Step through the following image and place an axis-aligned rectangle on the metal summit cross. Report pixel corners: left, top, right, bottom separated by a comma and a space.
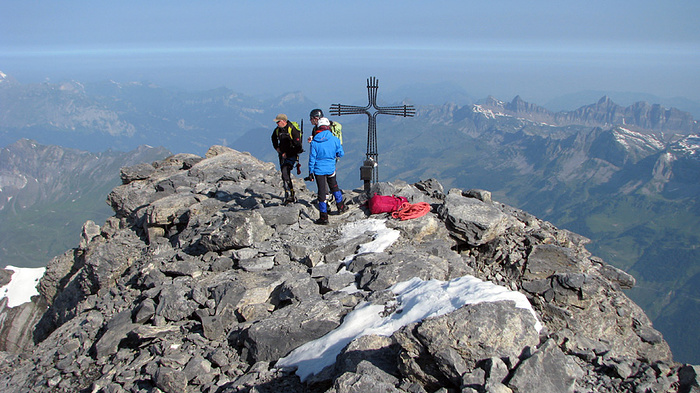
330, 77, 415, 193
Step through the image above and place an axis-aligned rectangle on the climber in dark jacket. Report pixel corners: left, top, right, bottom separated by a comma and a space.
271, 113, 302, 204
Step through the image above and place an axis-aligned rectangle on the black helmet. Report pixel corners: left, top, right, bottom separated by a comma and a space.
309, 108, 324, 119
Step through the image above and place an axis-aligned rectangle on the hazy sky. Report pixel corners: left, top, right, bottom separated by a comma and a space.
2, 0, 699, 106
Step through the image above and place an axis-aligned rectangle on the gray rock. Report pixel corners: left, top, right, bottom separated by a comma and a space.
156, 280, 198, 322
484, 357, 509, 384
0, 270, 12, 288
120, 162, 155, 184
160, 259, 200, 277
680, 365, 700, 392
79, 220, 101, 249
258, 204, 302, 227
238, 256, 275, 272
154, 366, 188, 393
133, 298, 156, 323
93, 310, 135, 359
393, 301, 539, 390
438, 189, 521, 246
521, 278, 551, 295
80, 231, 145, 296
463, 188, 492, 204
183, 355, 213, 385
354, 251, 449, 291
301, 250, 324, 268
388, 214, 445, 244
524, 244, 583, 280
330, 335, 399, 381
554, 272, 586, 290
635, 325, 664, 344
326, 369, 403, 393
462, 368, 486, 389
188, 149, 276, 185
242, 300, 345, 362
0, 299, 45, 353
127, 324, 180, 342
599, 264, 636, 289
199, 314, 228, 341
321, 270, 356, 292
199, 210, 274, 251
323, 233, 374, 264
485, 381, 512, 393
413, 178, 445, 199
146, 193, 198, 226
275, 274, 321, 304
508, 340, 584, 393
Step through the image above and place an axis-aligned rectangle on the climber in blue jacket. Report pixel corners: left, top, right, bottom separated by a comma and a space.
307, 117, 348, 224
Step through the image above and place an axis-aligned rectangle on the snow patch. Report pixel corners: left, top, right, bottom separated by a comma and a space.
473, 105, 508, 119
614, 127, 665, 151
276, 275, 541, 381
1, 265, 45, 308
339, 218, 400, 260
673, 135, 700, 155
275, 218, 541, 382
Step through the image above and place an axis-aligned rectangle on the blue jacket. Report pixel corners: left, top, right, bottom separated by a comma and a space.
308, 129, 344, 176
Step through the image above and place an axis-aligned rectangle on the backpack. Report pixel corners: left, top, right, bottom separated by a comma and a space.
330, 121, 343, 144
368, 194, 408, 214
277, 120, 304, 154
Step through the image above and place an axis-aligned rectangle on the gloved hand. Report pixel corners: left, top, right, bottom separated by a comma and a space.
296, 163, 301, 175
304, 174, 315, 182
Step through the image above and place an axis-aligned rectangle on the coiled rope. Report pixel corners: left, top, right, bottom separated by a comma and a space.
392, 202, 431, 221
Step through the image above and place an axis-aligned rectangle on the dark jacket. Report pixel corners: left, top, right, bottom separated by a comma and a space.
272, 122, 302, 157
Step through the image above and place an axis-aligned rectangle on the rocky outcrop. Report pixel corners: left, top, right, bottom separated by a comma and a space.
0, 145, 697, 393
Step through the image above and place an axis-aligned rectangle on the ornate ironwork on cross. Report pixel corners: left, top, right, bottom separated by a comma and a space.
330, 77, 415, 193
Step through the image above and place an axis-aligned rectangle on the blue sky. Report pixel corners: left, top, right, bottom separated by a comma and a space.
2, 0, 699, 106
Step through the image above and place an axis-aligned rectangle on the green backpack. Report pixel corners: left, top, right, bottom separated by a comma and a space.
330, 121, 343, 144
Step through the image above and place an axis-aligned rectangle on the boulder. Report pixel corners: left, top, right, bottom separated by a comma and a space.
242, 299, 346, 363
199, 210, 274, 251
438, 189, 522, 246
393, 301, 540, 390
508, 339, 584, 393
120, 162, 155, 184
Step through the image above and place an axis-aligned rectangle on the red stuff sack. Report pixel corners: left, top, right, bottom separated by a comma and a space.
368, 194, 409, 214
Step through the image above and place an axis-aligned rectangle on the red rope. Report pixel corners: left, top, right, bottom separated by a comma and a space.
392, 202, 431, 220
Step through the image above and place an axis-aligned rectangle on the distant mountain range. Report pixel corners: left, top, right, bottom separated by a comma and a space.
1, 71, 698, 363
0, 71, 315, 155
3, 70, 699, 155
544, 90, 700, 119
0, 139, 170, 267
478, 95, 699, 136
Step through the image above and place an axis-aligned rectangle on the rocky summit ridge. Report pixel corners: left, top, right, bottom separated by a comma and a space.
0, 145, 699, 393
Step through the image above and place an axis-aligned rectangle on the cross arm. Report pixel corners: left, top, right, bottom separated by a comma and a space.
375, 105, 417, 117
330, 103, 371, 116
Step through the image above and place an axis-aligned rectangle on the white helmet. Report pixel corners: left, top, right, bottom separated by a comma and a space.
318, 117, 330, 127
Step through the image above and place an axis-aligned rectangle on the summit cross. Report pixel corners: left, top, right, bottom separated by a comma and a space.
330, 77, 415, 192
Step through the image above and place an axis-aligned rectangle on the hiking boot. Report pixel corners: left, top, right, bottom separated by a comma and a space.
336, 201, 348, 214
283, 190, 296, 205
315, 212, 329, 225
